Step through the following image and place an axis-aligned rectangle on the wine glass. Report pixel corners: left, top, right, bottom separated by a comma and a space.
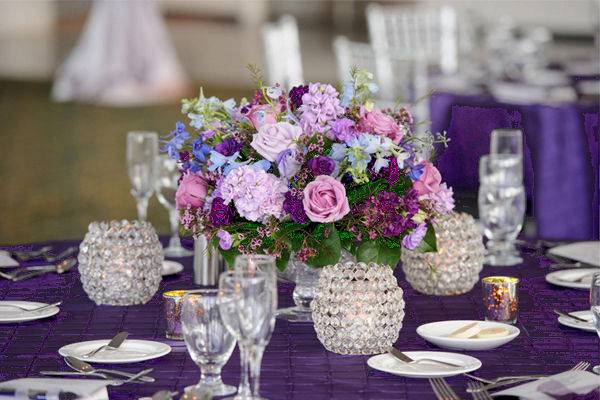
127, 131, 158, 221
155, 155, 192, 257
490, 129, 523, 159
590, 272, 600, 374
478, 154, 525, 266
181, 289, 237, 397
218, 269, 276, 400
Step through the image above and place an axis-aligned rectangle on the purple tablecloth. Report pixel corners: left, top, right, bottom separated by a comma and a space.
430, 92, 599, 241
0, 239, 597, 399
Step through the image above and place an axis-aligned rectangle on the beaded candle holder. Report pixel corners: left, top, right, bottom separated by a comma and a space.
78, 220, 163, 305
482, 276, 519, 324
401, 212, 485, 296
312, 261, 405, 355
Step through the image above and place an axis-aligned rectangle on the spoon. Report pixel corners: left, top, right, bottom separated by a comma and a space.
65, 356, 155, 383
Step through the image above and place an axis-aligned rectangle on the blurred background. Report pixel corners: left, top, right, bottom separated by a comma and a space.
1, 0, 598, 245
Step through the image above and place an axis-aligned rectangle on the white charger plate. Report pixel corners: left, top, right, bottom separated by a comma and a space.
545, 268, 597, 290
0, 301, 60, 323
417, 320, 520, 351
367, 351, 481, 378
59, 339, 171, 364
557, 310, 595, 332
162, 260, 183, 276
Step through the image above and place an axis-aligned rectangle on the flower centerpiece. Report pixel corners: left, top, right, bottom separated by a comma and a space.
165, 67, 453, 273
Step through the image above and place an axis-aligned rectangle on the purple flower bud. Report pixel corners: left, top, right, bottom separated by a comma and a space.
214, 138, 242, 157
210, 197, 235, 226
307, 156, 336, 176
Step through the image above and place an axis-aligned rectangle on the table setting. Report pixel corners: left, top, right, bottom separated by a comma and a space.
0, 67, 599, 400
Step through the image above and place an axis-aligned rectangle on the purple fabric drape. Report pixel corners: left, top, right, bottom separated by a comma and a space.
0, 239, 597, 399
431, 91, 599, 240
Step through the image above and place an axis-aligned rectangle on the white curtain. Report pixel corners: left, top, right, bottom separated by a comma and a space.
52, 0, 190, 106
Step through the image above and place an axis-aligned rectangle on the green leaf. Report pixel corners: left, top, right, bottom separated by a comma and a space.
338, 230, 355, 252
414, 223, 437, 253
307, 224, 341, 267
355, 240, 402, 267
276, 247, 291, 272
389, 175, 411, 196
346, 179, 389, 205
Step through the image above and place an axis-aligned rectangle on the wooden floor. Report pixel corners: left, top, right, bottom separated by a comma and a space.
0, 80, 247, 245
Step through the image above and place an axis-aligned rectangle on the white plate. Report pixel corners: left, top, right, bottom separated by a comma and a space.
0, 301, 60, 323
548, 242, 600, 267
557, 310, 595, 332
416, 320, 520, 350
545, 268, 597, 290
59, 339, 171, 364
162, 260, 183, 276
367, 351, 482, 378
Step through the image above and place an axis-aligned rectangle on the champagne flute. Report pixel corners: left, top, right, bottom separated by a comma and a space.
155, 155, 192, 257
127, 131, 158, 221
218, 269, 275, 400
590, 272, 600, 374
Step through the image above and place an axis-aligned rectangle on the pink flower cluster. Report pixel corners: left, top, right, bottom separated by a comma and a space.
219, 165, 288, 222
413, 162, 454, 215
299, 83, 344, 135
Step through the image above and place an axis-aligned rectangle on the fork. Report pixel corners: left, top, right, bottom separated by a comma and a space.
0, 301, 62, 313
468, 361, 590, 392
468, 381, 493, 400
43, 246, 79, 263
429, 377, 460, 400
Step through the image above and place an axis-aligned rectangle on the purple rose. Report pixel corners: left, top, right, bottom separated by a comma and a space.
214, 138, 242, 157
210, 197, 235, 226
303, 175, 350, 223
330, 118, 357, 142
402, 223, 427, 250
307, 156, 335, 176
217, 229, 233, 250
276, 149, 301, 179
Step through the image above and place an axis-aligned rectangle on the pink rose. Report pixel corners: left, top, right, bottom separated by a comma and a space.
246, 105, 278, 130
175, 171, 208, 209
303, 175, 350, 223
358, 109, 404, 144
251, 122, 302, 162
413, 161, 442, 196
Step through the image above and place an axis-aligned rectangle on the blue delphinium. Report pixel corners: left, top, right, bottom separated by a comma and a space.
163, 121, 190, 160
192, 138, 212, 163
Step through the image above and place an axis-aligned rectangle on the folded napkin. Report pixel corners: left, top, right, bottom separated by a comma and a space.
493, 371, 600, 400
0, 378, 108, 400
549, 242, 600, 267
0, 251, 19, 268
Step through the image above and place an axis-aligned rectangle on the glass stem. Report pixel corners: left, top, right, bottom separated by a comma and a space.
237, 344, 252, 398
199, 364, 223, 387
168, 209, 180, 248
136, 197, 149, 221
248, 345, 265, 397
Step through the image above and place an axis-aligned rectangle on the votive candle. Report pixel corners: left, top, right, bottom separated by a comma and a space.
482, 276, 519, 324
163, 290, 189, 340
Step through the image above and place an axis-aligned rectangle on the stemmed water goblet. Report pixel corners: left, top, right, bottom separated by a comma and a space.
219, 266, 277, 400
126, 131, 158, 221
478, 154, 525, 266
490, 129, 523, 159
181, 289, 237, 397
590, 272, 600, 374
155, 155, 192, 257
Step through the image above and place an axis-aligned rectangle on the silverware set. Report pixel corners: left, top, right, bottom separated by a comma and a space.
388, 347, 591, 400
0, 258, 77, 281
39, 332, 155, 386
9, 246, 78, 263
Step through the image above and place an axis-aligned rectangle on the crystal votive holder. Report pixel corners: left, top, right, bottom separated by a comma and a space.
163, 290, 189, 340
482, 276, 519, 324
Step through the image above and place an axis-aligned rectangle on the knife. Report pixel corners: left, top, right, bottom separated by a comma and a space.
81, 331, 128, 358
553, 308, 591, 323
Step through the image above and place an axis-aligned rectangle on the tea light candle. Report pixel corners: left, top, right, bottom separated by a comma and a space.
163, 290, 189, 340
482, 276, 519, 324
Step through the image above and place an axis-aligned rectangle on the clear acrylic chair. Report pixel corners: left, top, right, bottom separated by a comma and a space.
262, 15, 304, 90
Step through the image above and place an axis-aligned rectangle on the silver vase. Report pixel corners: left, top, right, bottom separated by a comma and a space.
193, 235, 226, 286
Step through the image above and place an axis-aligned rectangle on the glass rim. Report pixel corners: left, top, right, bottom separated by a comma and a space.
219, 269, 269, 283
491, 128, 523, 135
482, 276, 519, 285
127, 131, 159, 138
163, 289, 191, 298
480, 154, 522, 162
235, 254, 276, 263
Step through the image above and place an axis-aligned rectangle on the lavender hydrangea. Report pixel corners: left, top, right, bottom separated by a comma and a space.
421, 183, 455, 215
299, 83, 344, 135
220, 165, 288, 222
330, 118, 357, 142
